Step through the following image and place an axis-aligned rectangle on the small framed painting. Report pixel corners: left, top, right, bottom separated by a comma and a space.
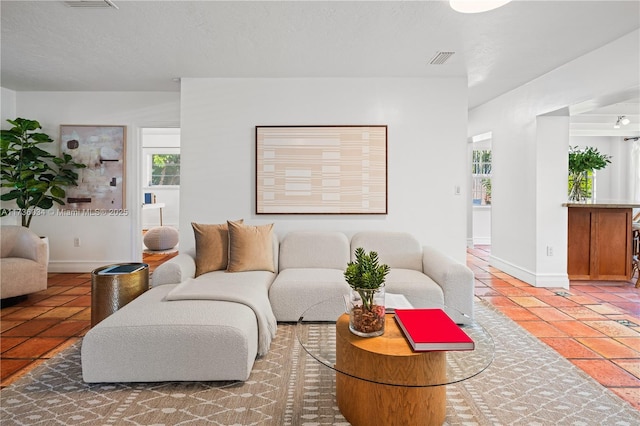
256, 125, 387, 214
59, 125, 126, 210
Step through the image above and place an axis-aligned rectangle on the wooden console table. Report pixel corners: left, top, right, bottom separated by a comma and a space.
565, 203, 639, 281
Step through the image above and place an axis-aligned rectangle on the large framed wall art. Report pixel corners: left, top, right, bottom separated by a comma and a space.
256, 125, 387, 214
59, 125, 126, 210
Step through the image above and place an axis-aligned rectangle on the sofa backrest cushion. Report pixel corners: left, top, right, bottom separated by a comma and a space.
1, 225, 41, 261
279, 231, 350, 270
350, 231, 422, 271
227, 221, 276, 273
192, 220, 243, 276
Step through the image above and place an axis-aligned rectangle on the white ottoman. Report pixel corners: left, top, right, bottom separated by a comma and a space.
81, 284, 258, 382
144, 226, 179, 251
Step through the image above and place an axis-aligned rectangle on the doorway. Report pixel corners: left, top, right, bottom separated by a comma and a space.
140, 127, 181, 253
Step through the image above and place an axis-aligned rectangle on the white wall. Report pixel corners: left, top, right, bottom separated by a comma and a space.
0, 87, 19, 226
180, 78, 469, 262
1, 87, 17, 130
469, 29, 640, 287
12, 91, 180, 272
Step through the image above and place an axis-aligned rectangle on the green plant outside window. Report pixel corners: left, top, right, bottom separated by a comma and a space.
151, 154, 180, 186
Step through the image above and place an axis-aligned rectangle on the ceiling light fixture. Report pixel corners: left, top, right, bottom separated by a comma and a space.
64, 1, 118, 9
614, 115, 630, 128
450, 0, 512, 14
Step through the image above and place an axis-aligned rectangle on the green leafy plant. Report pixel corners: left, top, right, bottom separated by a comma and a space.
1, 118, 86, 227
344, 247, 390, 311
568, 146, 611, 202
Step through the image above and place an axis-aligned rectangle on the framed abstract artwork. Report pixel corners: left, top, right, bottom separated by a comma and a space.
59, 125, 126, 210
256, 125, 387, 214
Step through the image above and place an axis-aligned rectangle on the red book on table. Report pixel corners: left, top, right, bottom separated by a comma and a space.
394, 308, 475, 351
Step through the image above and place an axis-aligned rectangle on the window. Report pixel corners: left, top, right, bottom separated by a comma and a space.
150, 153, 180, 186
471, 133, 492, 206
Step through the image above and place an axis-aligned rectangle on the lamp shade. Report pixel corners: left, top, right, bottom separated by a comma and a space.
450, 0, 512, 14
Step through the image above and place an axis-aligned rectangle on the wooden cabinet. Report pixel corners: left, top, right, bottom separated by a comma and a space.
567, 207, 632, 281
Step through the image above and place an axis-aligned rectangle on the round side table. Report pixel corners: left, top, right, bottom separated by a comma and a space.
91, 263, 149, 327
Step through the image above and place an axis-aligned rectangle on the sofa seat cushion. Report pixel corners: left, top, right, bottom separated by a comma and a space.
384, 269, 444, 307
269, 268, 349, 322
81, 284, 258, 383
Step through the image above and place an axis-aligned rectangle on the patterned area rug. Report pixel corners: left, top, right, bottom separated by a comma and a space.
1, 301, 638, 425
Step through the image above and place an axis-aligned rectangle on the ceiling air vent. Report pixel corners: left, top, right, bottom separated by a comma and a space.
429, 51, 455, 65
64, 0, 118, 9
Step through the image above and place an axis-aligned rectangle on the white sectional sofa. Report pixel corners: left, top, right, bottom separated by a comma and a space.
81, 229, 474, 383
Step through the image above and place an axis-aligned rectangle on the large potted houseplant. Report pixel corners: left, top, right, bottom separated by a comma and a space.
1, 118, 86, 227
344, 247, 390, 337
568, 145, 611, 202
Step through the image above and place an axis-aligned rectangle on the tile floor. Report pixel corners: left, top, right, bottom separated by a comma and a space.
1, 247, 638, 411
468, 245, 640, 410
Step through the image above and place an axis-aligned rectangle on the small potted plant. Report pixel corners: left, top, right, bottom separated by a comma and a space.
344, 247, 390, 337
1, 118, 86, 227
568, 145, 611, 202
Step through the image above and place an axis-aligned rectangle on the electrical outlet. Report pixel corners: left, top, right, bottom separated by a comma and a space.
73, 237, 80, 247
546, 246, 553, 256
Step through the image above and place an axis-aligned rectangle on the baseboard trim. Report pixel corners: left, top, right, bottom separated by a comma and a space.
48, 261, 129, 274
489, 254, 569, 289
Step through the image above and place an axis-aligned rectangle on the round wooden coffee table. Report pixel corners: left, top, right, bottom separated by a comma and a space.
297, 297, 494, 426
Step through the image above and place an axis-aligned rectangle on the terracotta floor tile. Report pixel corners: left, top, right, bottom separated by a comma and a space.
609, 302, 640, 315
586, 303, 625, 315
608, 387, 640, 411
493, 286, 533, 297
576, 337, 640, 359
519, 287, 557, 296
538, 337, 601, 359
38, 320, 89, 337
1, 359, 32, 382
612, 359, 640, 379
571, 359, 640, 387
0, 320, 23, 333
551, 321, 606, 338
503, 278, 530, 287
477, 277, 509, 287
535, 295, 580, 308
492, 306, 540, 321
515, 320, 567, 338
615, 337, 640, 352
528, 307, 575, 322
37, 306, 86, 320
1, 306, 53, 321
479, 296, 518, 307
59, 286, 92, 296
590, 292, 632, 303
1, 337, 28, 353
566, 295, 600, 305
63, 295, 92, 307
2, 319, 60, 337
32, 295, 77, 307
2, 337, 66, 359
557, 306, 607, 321
68, 308, 91, 321
510, 296, 551, 308
583, 320, 640, 337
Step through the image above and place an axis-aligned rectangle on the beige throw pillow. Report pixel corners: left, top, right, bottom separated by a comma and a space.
192, 220, 243, 277
227, 220, 275, 272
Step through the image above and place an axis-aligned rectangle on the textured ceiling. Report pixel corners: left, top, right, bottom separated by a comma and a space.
1, 1, 639, 108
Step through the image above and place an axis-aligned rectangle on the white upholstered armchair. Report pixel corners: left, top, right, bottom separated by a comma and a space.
1, 225, 49, 300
